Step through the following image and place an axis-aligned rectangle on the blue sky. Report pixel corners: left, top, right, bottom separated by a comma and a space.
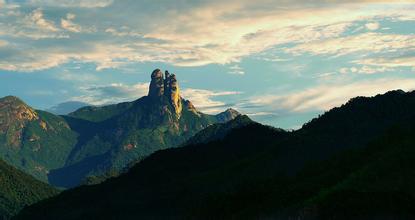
0, 0, 414, 129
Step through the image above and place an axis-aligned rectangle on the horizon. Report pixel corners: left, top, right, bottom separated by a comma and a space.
1, 0, 414, 129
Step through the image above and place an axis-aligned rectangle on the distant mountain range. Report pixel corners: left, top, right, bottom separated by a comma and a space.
14, 90, 415, 220
45, 101, 89, 115
0, 69, 240, 188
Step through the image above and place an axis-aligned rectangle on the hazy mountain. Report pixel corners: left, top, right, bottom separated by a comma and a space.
45, 101, 89, 115
0, 159, 58, 219
15, 90, 415, 219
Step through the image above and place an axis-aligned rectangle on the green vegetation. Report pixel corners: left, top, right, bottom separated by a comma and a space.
68, 101, 134, 122
15, 90, 415, 219
0, 159, 58, 219
0, 92, 238, 188
0, 96, 78, 181
48, 96, 238, 188
184, 114, 255, 146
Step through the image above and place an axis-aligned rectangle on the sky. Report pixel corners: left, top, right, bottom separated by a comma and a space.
0, 0, 414, 129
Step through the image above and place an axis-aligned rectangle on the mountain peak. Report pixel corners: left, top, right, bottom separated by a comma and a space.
148, 69, 182, 116
0, 95, 38, 122
0, 95, 25, 104
216, 108, 241, 122
0, 95, 40, 148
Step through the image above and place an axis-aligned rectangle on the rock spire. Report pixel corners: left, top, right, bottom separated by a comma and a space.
148, 69, 182, 116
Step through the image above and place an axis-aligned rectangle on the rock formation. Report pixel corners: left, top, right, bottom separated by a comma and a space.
148, 69, 183, 117
148, 69, 164, 97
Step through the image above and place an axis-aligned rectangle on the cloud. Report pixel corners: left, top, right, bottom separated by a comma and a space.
339, 65, 393, 74
0, 1, 414, 71
61, 13, 82, 32
105, 27, 142, 37
72, 83, 149, 105
287, 33, 415, 56
0, 8, 69, 39
365, 22, 380, 30
0, 40, 7, 47
228, 65, 245, 75
0, 42, 142, 71
29, 8, 59, 32
28, 0, 113, 8
181, 88, 241, 114
355, 56, 415, 68
246, 78, 415, 113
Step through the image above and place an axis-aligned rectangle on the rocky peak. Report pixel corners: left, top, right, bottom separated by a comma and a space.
215, 108, 241, 123
0, 96, 39, 123
148, 69, 164, 97
0, 96, 39, 147
148, 69, 182, 117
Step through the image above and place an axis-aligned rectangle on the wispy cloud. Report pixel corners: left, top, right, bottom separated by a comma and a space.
61, 13, 82, 32
228, 65, 245, 75
365, 22, 380, 30
29, 8, 59, 32
355, 56, 415, 68
0, 40, 7, 47
28, 0, 113, 8
244, 78, 415, 113
287, 33, 415, 56
0, 1, 413, 71
339, 65, 393, 74
181, 88, 242, 114
72, 83, 149, 105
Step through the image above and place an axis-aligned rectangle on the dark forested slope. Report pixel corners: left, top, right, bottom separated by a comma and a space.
15, 90, 415, 219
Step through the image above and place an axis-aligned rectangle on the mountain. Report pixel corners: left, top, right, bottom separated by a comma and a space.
45, 101, 89, 115
0, 69, 239, 188
15, 90, 415, 219
47, 69, 240, 187
183, 114, 255, 146
0, 159, 58, 219
0, 96, 78, 181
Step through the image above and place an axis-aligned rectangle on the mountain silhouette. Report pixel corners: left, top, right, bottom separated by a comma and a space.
15, 90, 415, 219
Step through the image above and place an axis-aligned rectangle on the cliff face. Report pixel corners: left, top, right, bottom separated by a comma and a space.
148, 69, 182, 118
148, 69, 164, 97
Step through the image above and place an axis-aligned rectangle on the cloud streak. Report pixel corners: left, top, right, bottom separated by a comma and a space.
28, 0, 114, 8
181, 88, 242, 114
72, 83, 149, 105
246, 78, 415, 113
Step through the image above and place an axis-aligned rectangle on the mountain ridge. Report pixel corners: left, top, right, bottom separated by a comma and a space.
0, 159, 58, 219
14, 89, 415, 219
0, 69, 241, 188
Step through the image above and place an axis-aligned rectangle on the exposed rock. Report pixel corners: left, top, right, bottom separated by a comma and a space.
215, 108, 241, 123
0, 96, 39, 144
164, 70, 171, 94
39, 121, 47, 130
148, 69, 164, 97
165, 73, 182, 117
148, 69, 183, 117
184, 100, 200, 116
